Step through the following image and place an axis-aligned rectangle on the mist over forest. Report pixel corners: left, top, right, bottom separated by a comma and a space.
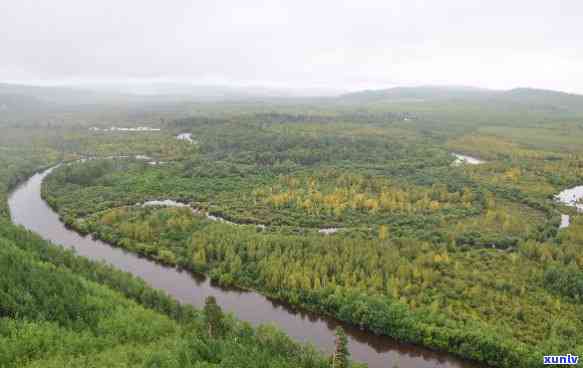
2, 2, 583, 368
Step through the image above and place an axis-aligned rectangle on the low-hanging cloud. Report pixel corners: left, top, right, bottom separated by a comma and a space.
1, 0, 582, 92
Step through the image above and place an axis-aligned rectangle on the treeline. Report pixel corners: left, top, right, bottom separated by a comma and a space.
26, 104, 583, 367
0, 129, 60, 217
44, 160, 549, 249
0, 128, 350, 368
170, 115, 447, 169
0, 220, 337, 367
171, 111, 416, 130
252, 112, 415, 125
55, 203, 582, 367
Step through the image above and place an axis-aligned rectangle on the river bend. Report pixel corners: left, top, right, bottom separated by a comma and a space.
8, 167, 480, 368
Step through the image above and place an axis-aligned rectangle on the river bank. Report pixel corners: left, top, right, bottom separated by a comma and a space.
9, 166, 487, 368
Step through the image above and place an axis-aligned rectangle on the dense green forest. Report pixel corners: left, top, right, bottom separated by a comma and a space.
4, 87, 583, 367
0, 222, 336, 368
0, 128, 347, 368
39, 90, 583, 368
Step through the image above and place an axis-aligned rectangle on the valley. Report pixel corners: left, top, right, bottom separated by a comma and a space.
2, 86, 583, 367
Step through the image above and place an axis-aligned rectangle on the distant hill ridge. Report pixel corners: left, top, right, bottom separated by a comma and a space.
341, 85, 582, 100
0, 93, 45, 111
1, 82, 582, 112
339, 85, 583, 113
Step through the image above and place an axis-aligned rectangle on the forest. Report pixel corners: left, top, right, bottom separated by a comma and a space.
0, 127, 350, 368
37, 93, 583, 368
3, 87, 583, 367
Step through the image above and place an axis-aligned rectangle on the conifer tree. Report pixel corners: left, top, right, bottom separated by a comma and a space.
331, 327, 350, 368
203, 296, 224, 338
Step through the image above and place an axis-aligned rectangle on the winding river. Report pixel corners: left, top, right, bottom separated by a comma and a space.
8, 167, 481, 368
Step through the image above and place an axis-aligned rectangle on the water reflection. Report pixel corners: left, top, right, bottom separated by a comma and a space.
556, 185, 583, 229
8, 167, 482, 368
451, 153, 485, 166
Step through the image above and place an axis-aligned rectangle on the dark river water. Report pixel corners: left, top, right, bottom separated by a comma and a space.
8, 167, 482, 368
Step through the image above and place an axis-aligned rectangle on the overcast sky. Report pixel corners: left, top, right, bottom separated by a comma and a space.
1, 0, 582, 93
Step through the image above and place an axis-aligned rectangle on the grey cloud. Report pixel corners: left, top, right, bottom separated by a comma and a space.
1, 0, 582, 92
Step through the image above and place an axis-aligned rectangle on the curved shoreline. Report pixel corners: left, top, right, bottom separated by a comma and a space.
8, 166, 484, 368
